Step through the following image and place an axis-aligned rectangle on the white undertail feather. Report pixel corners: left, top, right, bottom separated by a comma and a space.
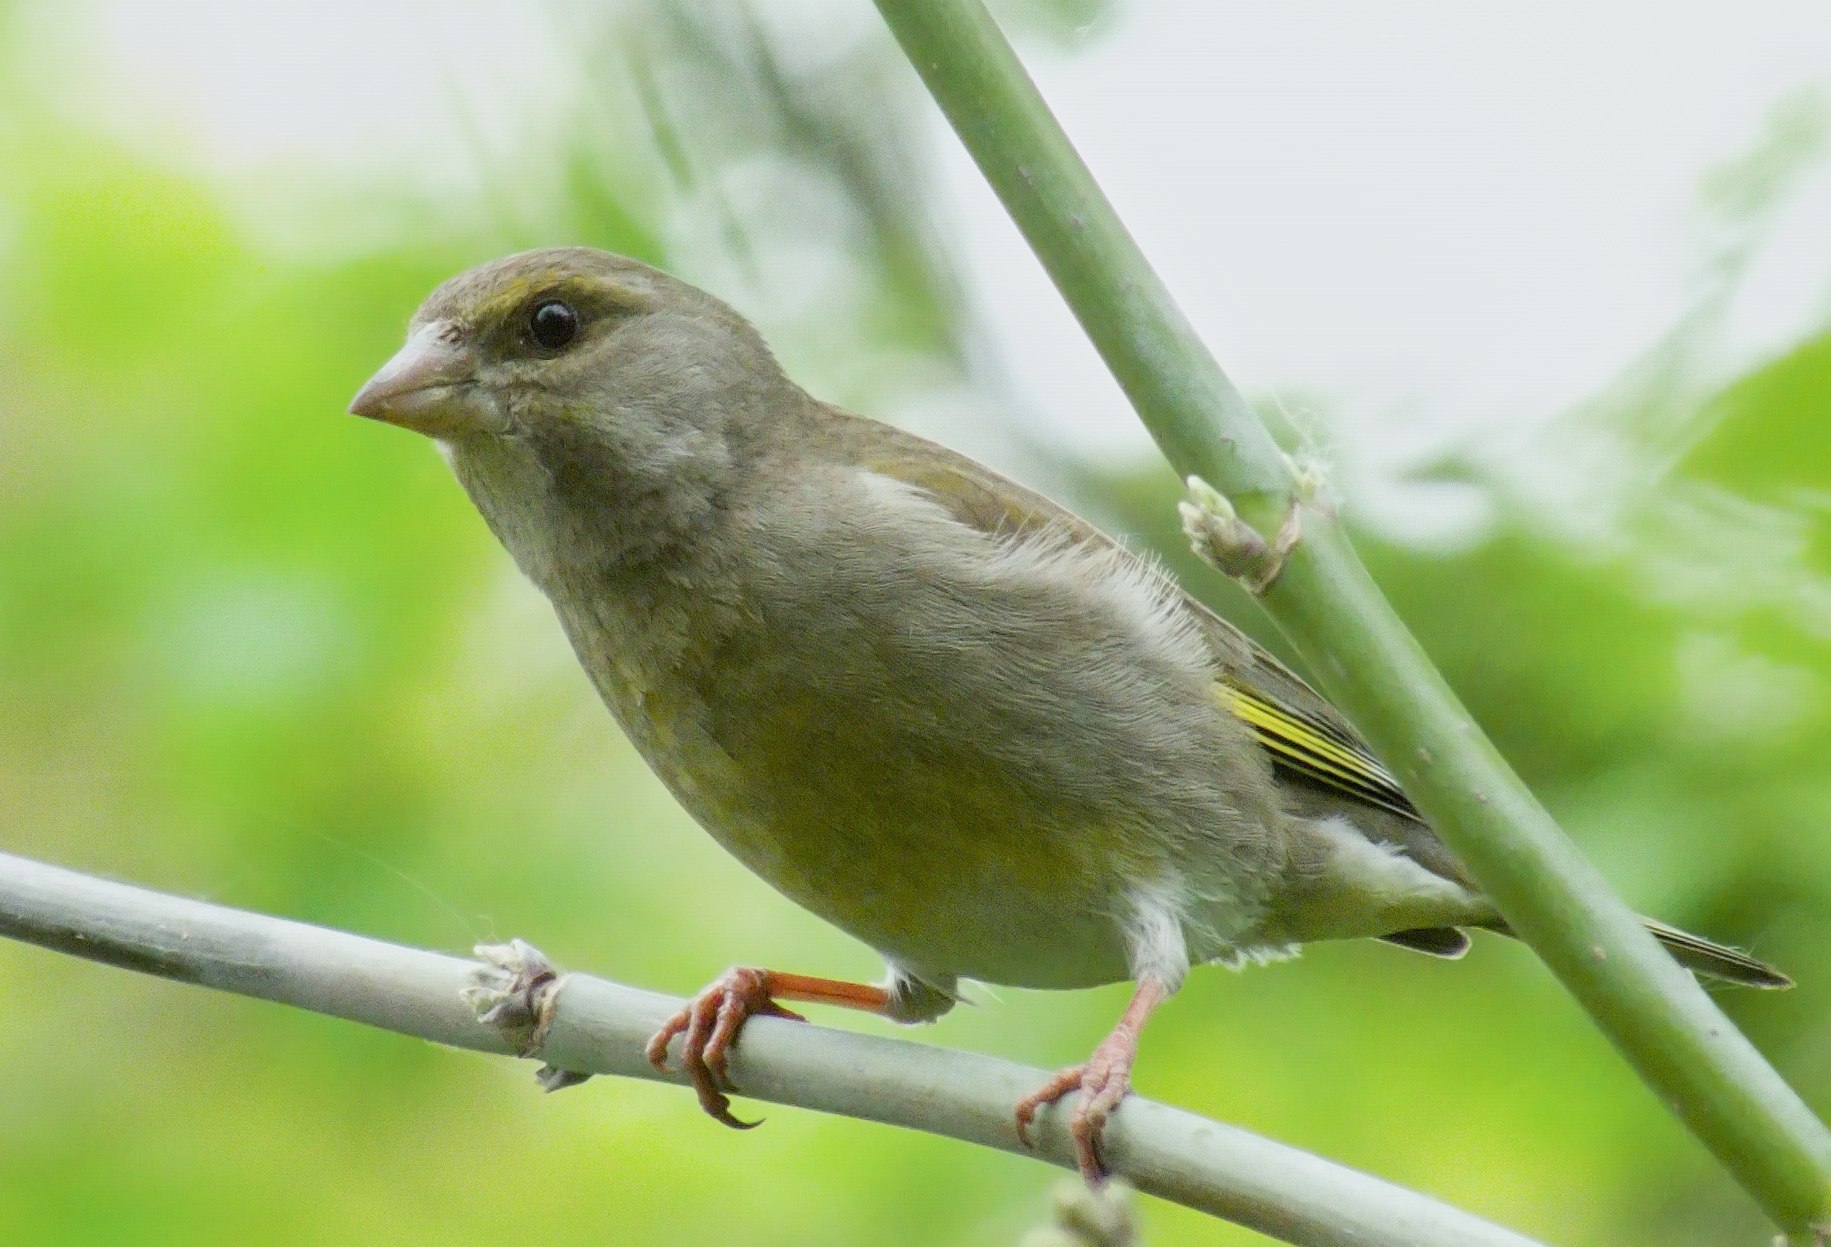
1123, 881, 1193, 992
1309, 816, 1478, 911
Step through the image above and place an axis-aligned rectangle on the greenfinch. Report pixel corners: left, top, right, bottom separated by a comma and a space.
350, 247, 1788, 1179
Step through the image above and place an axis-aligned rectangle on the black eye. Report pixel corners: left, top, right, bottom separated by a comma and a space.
528, 299, 579, 350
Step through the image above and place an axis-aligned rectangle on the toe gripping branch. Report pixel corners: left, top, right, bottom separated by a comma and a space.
1178, 464, 1319, 597
1013, 978, 1169, 1185
644, 968, 898, 1130
643, 966, 808, 1129
467, 948, 917, 1128
466, 939, 591, 1092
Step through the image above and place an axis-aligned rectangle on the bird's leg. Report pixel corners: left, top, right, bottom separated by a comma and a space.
645, 968, 899, 1129
1014, 976, 1171, 1183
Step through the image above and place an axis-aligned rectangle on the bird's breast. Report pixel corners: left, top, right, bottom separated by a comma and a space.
547, 586, 1142, 987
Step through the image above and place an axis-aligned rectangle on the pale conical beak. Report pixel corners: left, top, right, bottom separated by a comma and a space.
349, 321, 490, 436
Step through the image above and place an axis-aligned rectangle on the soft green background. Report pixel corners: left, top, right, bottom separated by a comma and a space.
2, 4, 1828, 1245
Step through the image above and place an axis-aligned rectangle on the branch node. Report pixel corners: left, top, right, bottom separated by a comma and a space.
1178, 474, 1301, 596
1021, 1178, 1140, 1247
465, 939, 588, 1089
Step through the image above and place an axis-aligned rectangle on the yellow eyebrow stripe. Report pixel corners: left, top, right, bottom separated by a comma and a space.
1218, 682, 1420, 821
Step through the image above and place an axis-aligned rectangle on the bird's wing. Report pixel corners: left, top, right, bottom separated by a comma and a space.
838, 418, 1426, 829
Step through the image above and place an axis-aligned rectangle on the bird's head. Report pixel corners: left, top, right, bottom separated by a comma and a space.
351, 247, 779, 442
351, 248, 791, 570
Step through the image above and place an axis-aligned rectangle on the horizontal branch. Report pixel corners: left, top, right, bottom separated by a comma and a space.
0, 849, 1545, 1247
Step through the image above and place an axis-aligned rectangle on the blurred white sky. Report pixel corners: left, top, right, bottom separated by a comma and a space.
29, 0, 1831, 516
960, 3, 1831, 461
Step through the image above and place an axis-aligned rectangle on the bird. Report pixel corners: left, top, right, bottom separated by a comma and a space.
349, 246, 1790, 1180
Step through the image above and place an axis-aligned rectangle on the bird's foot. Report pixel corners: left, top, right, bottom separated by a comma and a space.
645, 967, 808, 1129
1014, 977, 1170, 1184
1178, 473, 1307, 596
1014, 1028, 1142, 1184
464, 939, 591, 1092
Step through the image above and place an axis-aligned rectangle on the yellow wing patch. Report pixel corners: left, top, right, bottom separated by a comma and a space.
1217, 680, 1421, 822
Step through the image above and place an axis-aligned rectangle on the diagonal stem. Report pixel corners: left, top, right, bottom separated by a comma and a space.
867, 0, 1831, 1236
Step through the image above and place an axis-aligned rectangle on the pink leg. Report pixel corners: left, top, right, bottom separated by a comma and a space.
1014, 977, 1170, 1182
645, 967, 893, 1129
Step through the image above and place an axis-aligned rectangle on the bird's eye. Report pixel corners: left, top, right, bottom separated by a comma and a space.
528, 299, 579, 350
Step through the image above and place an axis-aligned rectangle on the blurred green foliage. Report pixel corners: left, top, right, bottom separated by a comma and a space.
1, 5, 1827, 1247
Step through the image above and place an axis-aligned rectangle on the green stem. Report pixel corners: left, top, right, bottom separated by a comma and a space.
872, 0, 1288, 505
871, 0, 1831, 1234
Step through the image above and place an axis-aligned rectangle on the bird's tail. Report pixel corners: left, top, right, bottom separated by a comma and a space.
1484, 916, 1790, 988
1640, 917, 1792, 989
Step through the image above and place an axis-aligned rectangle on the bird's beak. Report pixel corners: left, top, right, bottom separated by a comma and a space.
349, 321, 493, 437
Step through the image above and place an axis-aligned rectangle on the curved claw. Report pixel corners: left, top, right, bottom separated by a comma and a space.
1013, 1059, 1133, 1182
1011, 978, 1166, 1184
645, 967, 806, 1130
1015, 1064, 1083, 1148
